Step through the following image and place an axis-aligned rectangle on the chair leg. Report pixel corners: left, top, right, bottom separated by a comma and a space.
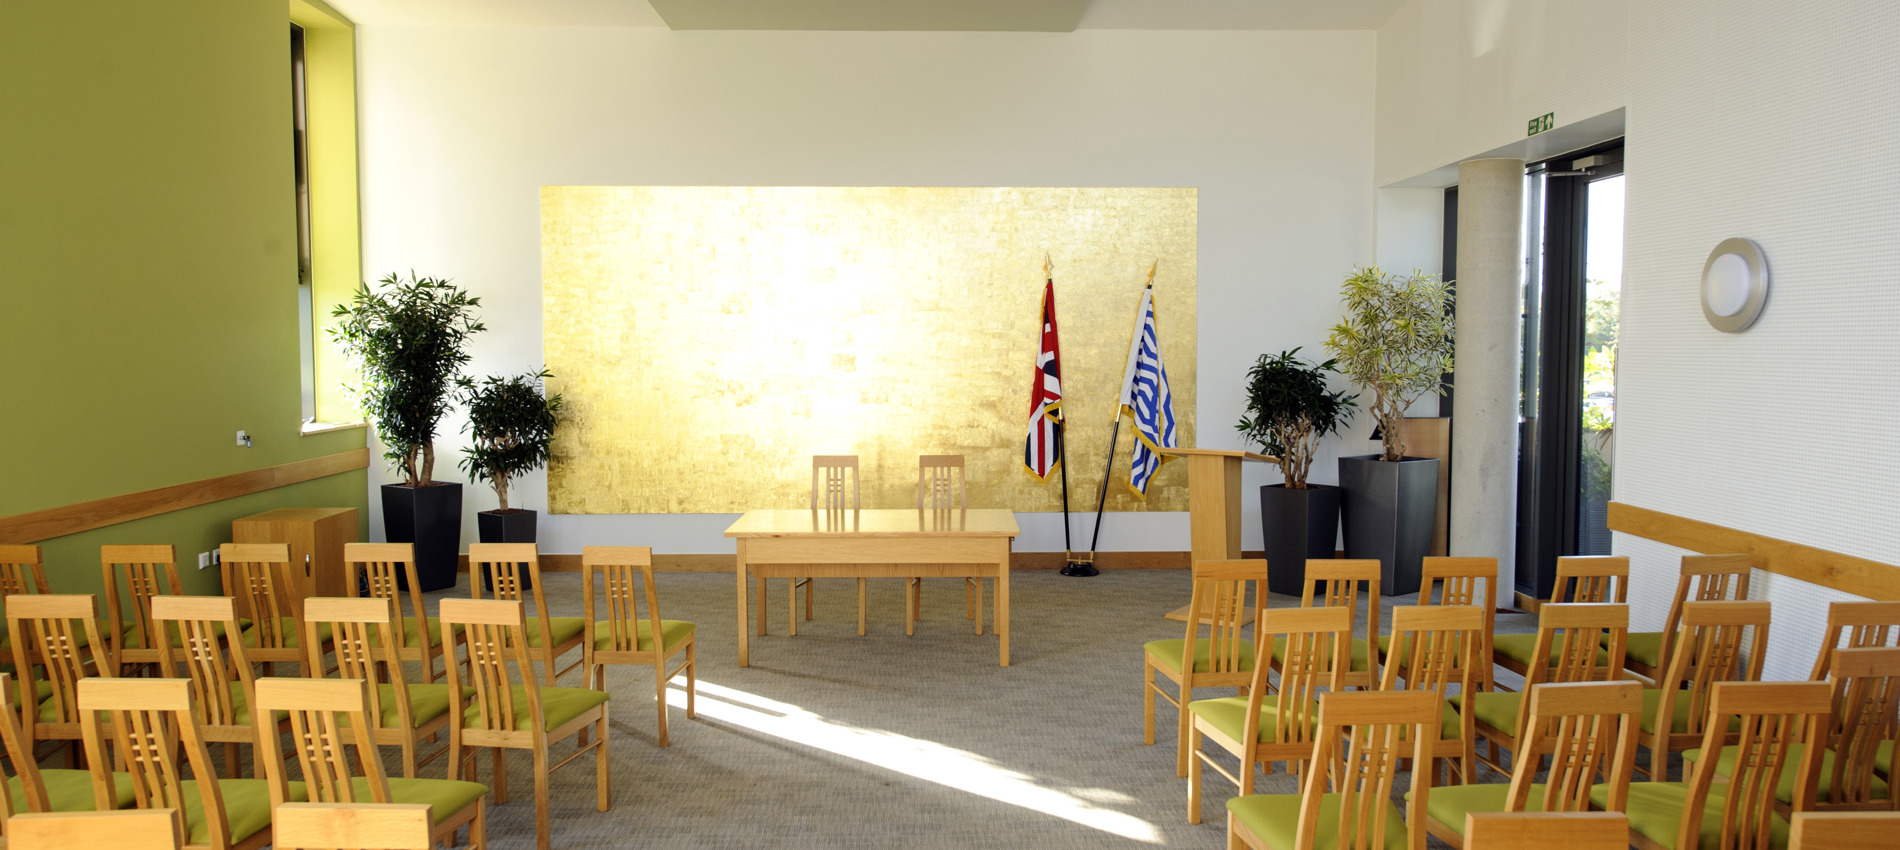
534, 745, 551, 850
402, 737, 418, 778
595, 712, 611, 812
471, 798, 487, 850
1176, 695, 1192, 777
654, 659, 670, 748
493, 747, 508, 804
686, 641, 696, 719
966, 578, 976, 620
971, 579, 982, 635
1143, 662, 1157, 745
805, 577, 814, 621
1188, 725, 1204, 824
788, 578, 798, 636
905, 580, 916, 637
225, 742, 242, 778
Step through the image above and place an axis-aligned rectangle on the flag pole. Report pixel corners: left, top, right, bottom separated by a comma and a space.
1045, 254, 1082, 573
1078, 261, 1160, 574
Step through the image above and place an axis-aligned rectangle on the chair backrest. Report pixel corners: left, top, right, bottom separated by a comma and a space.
273, 803, 434, 850
918, 455, 966, 510
1550, 555, 1629, 604
1463, 812, 1628, 850
1526, 603, 1630, 688
1243, 606, 1351, 748
221, 542, 299, 649
303, 596, 413, 731
1181, 560, 1269, 678
1810, 601, 1900, 680
1303, 558, 1382, 666
1679, 680, 1831, 850
812, 455, 860, 511
150, 596, 255, 728
582, 546, 662, 655
1789, 812, 1900, 850
1418, 557, 1498, 689
468, 543, 558, 653
7, 594, 114, 724
1298, 690, 1439, 850
1658, 600, 1772, 740
0, 672, 52, 821
1818, 646, 1900, 808
344, 542, 432, 642
254, 677, 390, 806
76, 677, 233, 850
439, 597, 543, 735
0, 544, 51, 598
1381, 604, 1483, 701
100, 544, 183, 652
1506, 681, 1643, 814
1655, 554, 1753, 672
6, 809, 183, 850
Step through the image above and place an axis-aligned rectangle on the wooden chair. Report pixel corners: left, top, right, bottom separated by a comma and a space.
7, 594, 114, 763
1380, 604, 1483, 785
302, 596, 462, 777
467, 544, 583, 686
1789, 812, 1900, 850
580, 546, 696, 747
1426, 681, 1643, 848
1639, 600, 1772, 780
5, 810, 182, 850
100, 544, 185, 674
1809, 602, 1900, 680
0, 545, 51, 662
1384, 557, 1498, 691
274, 803, 435, 850
221, 543, 328, 677
1492, 556, 1626, 681
76, 677, 298, 850
1143, 559, 1267, 778
254, 677, 486, 850
439, 598, 609, 850
1621, 554, 1752, 685
1272, 559, 1382, 689
1462, 812, 1629, 850
1617, 680, 1830, 850
0, 673, 137, 836
1226, 690, 1440, 850
150, 595, 284, 779
1187, 606, 1350, 824
345, 542, 466, 684
783, 455, 861, 636
904, 455, 974, 636
1462, 603, 1629, 775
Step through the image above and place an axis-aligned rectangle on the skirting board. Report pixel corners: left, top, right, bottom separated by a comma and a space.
458, 550, 1210, 573
1607, 501, 1900, 601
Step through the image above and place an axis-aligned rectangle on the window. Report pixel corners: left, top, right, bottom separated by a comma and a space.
292, 23, 316, 424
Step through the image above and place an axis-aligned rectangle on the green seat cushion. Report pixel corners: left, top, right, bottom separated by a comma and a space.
8, 769, 137, 815
119, 620, 249, 650
366, 616, 466, 650
1594, 781, 1790, 850
463, 685, 610, 733
1187, 696, 1318, 744
338, 683, 471, 730
1448, 690, 1522, 734
1879, 740, 1892, 777
1681, 743, 1889, 804
1623, 631, 1664, 668
1271, 636, 1372, 674
1143, 638, 1257, 676
238, 618, 334, 649
1227, 791, 1409, 850
1493, 633, 1612, 670
590, 619, 696, 653
1639, 688, 1741, 735
347, 777, 487, 825
180, 778, 307, 845
1413, 782, 1550, 838
524, 616, 586, 648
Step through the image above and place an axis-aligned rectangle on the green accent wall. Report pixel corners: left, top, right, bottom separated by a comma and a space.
0, 1, 367, 596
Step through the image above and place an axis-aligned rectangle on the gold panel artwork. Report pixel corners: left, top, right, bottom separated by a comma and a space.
541, 186, 1197, 514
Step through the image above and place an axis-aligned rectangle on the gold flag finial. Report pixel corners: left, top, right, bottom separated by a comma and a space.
1044, 253, 1053, 277
1145, 259, 1158, 287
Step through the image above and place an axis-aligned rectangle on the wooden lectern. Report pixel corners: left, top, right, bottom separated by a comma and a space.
1159, 448, 1277, 622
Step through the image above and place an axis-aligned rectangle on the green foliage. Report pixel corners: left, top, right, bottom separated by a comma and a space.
1235, 348, 1356, 489
458, 368, 563, 511
1323, 267, 1455, 462
329, 272, 485, 487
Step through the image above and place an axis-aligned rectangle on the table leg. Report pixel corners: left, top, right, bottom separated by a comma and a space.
996, 548, 1010, 667
755, 576, 766, 636
736, 542, 750, 667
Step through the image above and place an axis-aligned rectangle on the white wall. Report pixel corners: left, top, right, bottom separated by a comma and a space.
354, 27, 1378, 555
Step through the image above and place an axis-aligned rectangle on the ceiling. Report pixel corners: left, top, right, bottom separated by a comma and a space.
323, 0, 1406, 30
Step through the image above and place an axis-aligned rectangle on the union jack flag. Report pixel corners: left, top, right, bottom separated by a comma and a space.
1118, 286, 1177, 496
1024, 277, 1064, 479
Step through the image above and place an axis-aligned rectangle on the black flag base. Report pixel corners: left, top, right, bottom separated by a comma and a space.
1060, 552, 1100, 577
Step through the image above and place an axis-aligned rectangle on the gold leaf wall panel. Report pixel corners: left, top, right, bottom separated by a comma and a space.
541, 186, 1196, 514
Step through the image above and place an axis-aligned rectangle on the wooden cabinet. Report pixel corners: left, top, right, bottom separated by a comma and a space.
232, 507, 358, 599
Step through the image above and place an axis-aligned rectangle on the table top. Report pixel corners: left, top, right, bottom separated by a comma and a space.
1158, 448, 1280, 463
724, 509, 1019, 539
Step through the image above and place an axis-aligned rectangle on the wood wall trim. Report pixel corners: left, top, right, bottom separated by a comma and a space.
459, 550, 1197, 574
0, 448, 371, 545
1607, 501, 1900, 601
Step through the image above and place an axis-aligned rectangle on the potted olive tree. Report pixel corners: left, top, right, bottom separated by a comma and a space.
1236, 348, 1355, 596
1324, 267, 1454, 595
459, 368, 562, 589
330, 272, 484, 591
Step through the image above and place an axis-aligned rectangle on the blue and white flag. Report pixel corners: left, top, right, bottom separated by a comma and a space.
1117, 286, 1178, 497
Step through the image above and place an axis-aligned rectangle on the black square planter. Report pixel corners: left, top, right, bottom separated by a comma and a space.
380, 482, 462, 593
1337, 455, 1439, 596
1259, 483, 1341, 597
476, 509, 536, 592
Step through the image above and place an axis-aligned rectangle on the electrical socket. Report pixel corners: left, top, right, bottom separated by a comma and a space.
235, 430, 252, 447
197, 551, 212, 570
212, 549, 221, 567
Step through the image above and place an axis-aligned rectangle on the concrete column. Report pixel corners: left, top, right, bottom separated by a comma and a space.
1450, 158, 1523, 608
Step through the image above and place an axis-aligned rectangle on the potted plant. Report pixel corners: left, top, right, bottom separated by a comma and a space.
1324, 267, 1454, 595
459, 368, 563, 590
1236, 348, 1356, 596
330, 272, 484, 592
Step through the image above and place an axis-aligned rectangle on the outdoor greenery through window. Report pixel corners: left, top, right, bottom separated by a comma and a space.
1578, 174, 1623, 554
292, 23, 316, 423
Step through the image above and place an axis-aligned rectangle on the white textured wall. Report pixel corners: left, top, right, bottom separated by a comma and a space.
354, 27, 1378, 555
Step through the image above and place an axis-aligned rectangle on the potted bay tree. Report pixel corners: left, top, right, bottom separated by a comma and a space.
1324, 267, 1454, 596
459, 368, 563, 590
1236, 348, 1356, 596
330, 272, 484, 592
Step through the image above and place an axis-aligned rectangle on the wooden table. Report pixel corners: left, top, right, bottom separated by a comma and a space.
725, 509, 1020, 667
1156, 449, 1276, 622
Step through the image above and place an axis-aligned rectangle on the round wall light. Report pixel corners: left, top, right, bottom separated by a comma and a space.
1701, 237, 1769, 333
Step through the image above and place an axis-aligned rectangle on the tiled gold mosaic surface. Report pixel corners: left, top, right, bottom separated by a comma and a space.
541, 186, 1196, 514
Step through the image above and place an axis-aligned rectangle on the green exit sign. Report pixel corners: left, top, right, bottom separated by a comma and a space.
1528, 112, 1555, 136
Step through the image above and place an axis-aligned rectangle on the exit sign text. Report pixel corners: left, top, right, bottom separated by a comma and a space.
1528, 113, 1554, 136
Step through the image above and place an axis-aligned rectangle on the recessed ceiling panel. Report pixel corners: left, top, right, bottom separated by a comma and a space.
648, 0, 1090, 32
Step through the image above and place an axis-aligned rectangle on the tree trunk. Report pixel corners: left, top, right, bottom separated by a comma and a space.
420, 443, 436, 485
495, 476, 510, 511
